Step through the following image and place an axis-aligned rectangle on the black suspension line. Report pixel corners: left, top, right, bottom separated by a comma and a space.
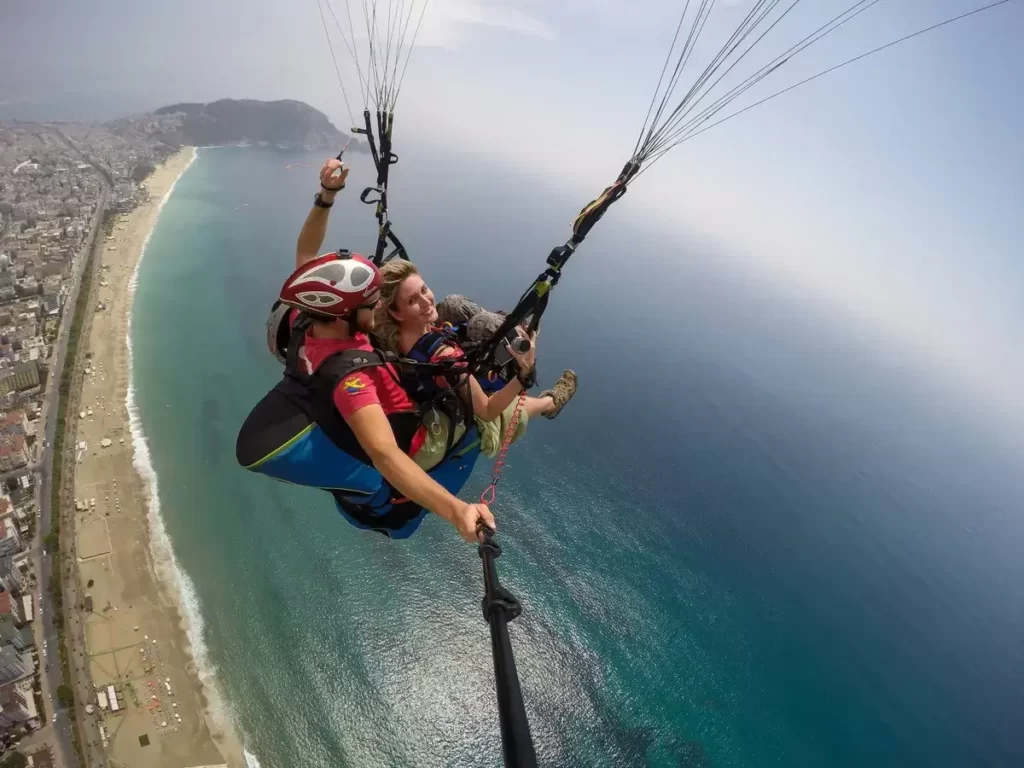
642, 0, 882, 162
672, 0, 1013, 149
471, 0, 1012, 373
317, 0, 432, 264
315, 0, 357, 128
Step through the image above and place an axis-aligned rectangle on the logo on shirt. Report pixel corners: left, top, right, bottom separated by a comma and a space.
342, 376, 367, 395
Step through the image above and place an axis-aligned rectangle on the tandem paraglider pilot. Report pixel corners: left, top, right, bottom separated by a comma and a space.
236, 157, 559, 543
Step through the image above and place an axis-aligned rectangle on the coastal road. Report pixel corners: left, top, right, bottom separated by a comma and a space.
33, 130, 112, 768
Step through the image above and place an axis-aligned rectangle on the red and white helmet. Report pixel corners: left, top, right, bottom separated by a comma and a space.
278, 251, 382, 318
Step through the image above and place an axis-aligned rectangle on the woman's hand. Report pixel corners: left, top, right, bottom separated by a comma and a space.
507, 327, 537, 373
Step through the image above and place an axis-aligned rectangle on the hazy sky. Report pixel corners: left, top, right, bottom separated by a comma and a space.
3, 0, 1022, 421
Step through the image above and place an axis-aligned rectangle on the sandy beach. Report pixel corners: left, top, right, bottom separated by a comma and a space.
67, 147, 243, 767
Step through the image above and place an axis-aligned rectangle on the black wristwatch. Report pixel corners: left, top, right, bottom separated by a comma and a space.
313, 192, 334, 209
517, 367, 536, 389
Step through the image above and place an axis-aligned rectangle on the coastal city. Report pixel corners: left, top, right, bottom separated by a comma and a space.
0, 117, 237, 768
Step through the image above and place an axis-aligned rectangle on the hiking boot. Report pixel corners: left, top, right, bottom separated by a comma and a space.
539, 370, 577, 420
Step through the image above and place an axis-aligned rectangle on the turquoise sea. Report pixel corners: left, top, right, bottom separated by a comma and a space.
130, 145, 1024, 767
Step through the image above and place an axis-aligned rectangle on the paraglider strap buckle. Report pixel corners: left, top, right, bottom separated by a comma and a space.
481, 583, 522, 624
546, 245, 572, 269
478, 530, 501, 557
478, 534, 523, 623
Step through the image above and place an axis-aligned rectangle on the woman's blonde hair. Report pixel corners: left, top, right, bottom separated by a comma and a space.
373, 259, 420, 353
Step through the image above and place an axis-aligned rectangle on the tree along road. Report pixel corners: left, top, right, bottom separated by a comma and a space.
34, 129, 112, 768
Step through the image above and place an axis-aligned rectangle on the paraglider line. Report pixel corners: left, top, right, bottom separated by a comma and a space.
641, 0, 880, 162
393, 0, 430, 110
632, 3, 690, 159
316, 0, 356, 126
658, 0, 809, 148
324, 0, 371, 113
674, 0, 1013, 151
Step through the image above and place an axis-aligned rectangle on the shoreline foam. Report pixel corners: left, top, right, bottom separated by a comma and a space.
70, 145, 246, 767
125, 147, 218, 718
124, 147, 256, 765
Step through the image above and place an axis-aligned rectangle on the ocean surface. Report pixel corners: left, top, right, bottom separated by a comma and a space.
129, 145, 1024, 768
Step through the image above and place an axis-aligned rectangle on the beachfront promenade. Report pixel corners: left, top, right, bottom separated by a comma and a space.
32, 129, 111, 768
30, 142, 241, 767
60, 147, 243, 768
37, 126, 117, 768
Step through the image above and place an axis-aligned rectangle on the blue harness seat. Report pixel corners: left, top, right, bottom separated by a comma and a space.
236, 317, 481, 538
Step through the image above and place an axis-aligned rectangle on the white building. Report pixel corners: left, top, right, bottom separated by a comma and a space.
0, 587, 21, 624
107, 684, 119, 712
0, 516, 23, 558
0, 645, 27, 685
0, 681, 31, 728
0, 557, 19, 598
0, 615, 31, 651
19, 595, 32, 623
15, 678, 39, 730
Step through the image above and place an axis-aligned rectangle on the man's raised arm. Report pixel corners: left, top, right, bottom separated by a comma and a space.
296, 158, 350, 268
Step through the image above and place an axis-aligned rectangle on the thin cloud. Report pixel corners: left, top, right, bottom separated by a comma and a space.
320, 0, 555, 55
430, 0, 556, 43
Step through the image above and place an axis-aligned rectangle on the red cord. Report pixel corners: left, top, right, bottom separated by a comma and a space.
479, 392, 527, 505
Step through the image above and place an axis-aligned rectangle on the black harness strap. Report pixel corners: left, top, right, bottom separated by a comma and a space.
278, 315, 477, 532
467, 159, 642, 378
281, 319, 411, 458
329, 491, 424, 539
401, 330, 476, 460
354, 109, 407, 266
